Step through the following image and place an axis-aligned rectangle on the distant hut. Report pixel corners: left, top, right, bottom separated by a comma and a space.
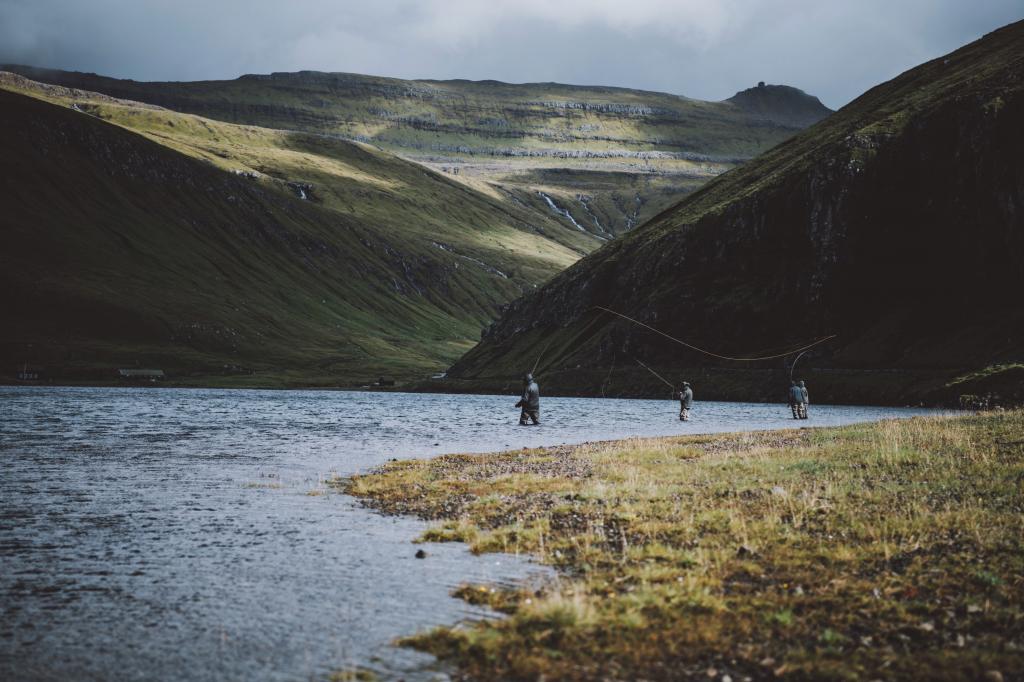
117, 369, 165, 382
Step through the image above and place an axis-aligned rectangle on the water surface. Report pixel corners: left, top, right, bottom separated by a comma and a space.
0, 387, 940, 680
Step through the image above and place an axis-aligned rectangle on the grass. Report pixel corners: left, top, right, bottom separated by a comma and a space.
241, 482, 283, 490
328, 668, 378, 682
342, 410, 1024, 680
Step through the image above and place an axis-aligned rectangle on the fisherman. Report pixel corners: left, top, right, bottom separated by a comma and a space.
788, 380, 801, 419
677, 381, 694, 421
798, 380, 810, 419
515, 372, 540, 425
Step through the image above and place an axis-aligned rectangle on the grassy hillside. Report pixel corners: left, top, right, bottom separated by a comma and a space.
2, 65, 830, 239
444, 20, 1024, 406
0, 82, 588, 386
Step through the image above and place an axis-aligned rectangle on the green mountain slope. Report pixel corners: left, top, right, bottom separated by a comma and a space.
444, 20, 1024, 405
0, 71, 595, 259
2, 65, 831, 239
0, 85, 583, 385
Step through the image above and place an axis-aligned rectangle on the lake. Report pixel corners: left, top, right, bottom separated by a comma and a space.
0, 387, 942, 680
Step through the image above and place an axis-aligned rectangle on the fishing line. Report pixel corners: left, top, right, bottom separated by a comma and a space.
593, 306, 836, 362
600, 352, 616, 398
532, 335, 556, 375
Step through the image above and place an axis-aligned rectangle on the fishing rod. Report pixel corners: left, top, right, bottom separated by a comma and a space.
593, 306, 836, 362
532, 335, 556, 375
530, 308, 606, 377
789, 349, 810, 382
634, 357, 676, 397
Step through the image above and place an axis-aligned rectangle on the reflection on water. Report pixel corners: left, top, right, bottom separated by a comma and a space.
0, 387, 939, 680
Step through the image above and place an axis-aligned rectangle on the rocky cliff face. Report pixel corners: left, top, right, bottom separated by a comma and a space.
446, 21, 1024, 404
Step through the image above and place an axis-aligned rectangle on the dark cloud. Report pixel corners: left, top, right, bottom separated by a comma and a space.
0, 0, 1019, 107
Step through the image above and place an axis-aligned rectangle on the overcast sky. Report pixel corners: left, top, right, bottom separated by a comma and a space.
0, 0, 1020, 109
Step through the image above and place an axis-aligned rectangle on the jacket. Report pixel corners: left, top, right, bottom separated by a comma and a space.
519, 381, 540, 410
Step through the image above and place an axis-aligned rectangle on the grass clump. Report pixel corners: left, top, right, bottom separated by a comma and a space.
345, 411, 1024, 680
327, 667, 378, 682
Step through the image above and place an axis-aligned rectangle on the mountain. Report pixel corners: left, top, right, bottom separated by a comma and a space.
1, 65, 831, 239
0, 80, 586, 386
727, 82, 832, 127
443, 20, 1024, 405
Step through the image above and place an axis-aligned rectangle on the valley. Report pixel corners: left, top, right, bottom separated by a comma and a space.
0, 68, 829, 386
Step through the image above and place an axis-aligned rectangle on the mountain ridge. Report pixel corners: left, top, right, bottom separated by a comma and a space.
6, 63, 814, 108
2, 63, 831, 239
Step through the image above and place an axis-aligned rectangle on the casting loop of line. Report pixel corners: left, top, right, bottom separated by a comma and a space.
592, 305, 837, 362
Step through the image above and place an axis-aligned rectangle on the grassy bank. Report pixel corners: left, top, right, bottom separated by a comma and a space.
344, 410, 1024, 680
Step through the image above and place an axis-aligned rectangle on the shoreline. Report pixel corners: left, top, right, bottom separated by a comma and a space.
341, 410, 1024, 681
4, 361, 1020, 408
0, 380, 974, 410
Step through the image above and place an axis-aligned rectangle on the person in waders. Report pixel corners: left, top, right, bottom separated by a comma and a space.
788, 380, 802, 419
677, 381, 694, 421
798, 380, 810, 419
516, 372, 540, 425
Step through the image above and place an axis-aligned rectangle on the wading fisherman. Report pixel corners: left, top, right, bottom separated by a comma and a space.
515, 372, 540, 425
677, 381, 694, 421
788, 380, 801, 419
798, 380, 810, 419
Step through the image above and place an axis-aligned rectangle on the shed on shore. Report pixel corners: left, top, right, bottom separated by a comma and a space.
117, 369, 165, 381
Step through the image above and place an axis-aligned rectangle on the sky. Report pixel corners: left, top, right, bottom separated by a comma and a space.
0, 0, 1020, 109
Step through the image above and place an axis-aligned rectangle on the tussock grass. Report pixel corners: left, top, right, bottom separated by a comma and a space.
241, 481, 283, 490
345, 411, 1024, 680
